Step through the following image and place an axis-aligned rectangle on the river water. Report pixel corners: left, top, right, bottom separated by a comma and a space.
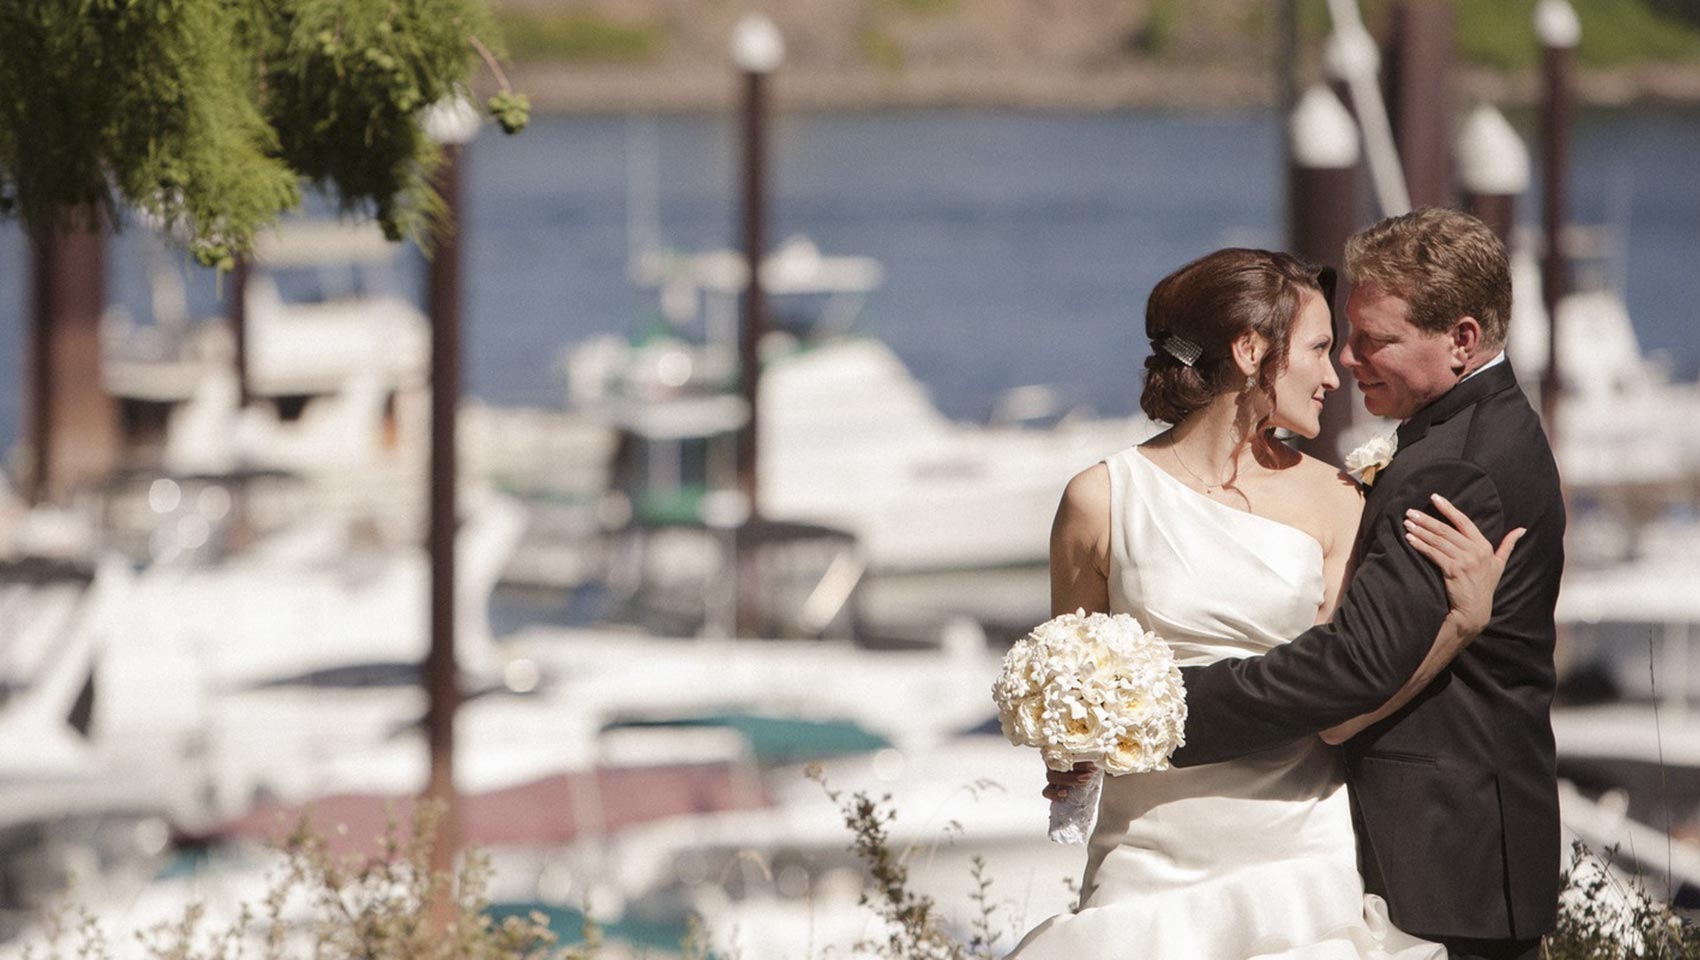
1, 105, 1697, 450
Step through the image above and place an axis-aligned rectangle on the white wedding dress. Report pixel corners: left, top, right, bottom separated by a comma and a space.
1004, 447, 1444, 960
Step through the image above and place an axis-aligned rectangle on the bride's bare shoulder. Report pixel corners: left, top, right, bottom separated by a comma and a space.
1050, 461, 1112, 582
1053, 461, 1113, 594
1057, 461, 1112, 521
1052, 461, 1112, 548
1291, 450, 1364, 525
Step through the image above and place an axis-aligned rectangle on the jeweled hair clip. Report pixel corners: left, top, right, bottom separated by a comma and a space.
1160, 335, 1203, 368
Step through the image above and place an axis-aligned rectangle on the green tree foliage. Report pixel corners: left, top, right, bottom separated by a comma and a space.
1288, 0, 1700, 71
0, 0, 529, 268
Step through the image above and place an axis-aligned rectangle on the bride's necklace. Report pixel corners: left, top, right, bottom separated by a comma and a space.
1171, 443, 1235, 494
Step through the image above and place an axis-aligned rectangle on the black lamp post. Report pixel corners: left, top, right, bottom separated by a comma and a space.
421, 93, 480, 884
731, 13, 782, 522
730, 15, 782, 637
1536, 0, 1579, 437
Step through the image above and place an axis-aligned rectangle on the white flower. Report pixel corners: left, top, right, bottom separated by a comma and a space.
1344, 431, 1399, 487
990, 608, 1187, 777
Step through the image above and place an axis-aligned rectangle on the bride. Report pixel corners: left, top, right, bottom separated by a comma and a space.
1005, 248, 1519, 959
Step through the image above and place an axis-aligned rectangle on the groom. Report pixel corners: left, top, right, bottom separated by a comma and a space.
1058, 209, 1565, 959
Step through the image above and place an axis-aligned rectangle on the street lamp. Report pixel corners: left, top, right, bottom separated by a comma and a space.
731, 13, 784, 74
424, 94, 482, 147
730, 16, 781, 637
421, 92, 479, 891
731, 14, 781, 524
1536, 0, 1579, 436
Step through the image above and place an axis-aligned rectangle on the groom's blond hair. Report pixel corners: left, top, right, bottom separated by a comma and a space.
1344, 208, 1511, 350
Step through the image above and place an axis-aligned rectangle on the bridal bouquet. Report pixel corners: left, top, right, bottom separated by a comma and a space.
992, 609, 1186, 844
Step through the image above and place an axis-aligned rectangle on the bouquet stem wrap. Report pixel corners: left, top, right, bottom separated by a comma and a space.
991, 609, 1186, 846
1048, 766, 1104, 845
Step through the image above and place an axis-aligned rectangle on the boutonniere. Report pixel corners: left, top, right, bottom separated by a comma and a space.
1345, 431, 1398, 487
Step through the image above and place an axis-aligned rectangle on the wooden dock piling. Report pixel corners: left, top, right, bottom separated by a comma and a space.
1289, 84, 1364, 464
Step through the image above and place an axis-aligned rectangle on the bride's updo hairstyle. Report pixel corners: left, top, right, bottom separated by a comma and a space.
1140, 248, 1335, 425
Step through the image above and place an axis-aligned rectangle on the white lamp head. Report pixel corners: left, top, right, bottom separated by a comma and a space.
423, 95, 481, 145
731, 14, 785, 73
1535, 0, 1582, 50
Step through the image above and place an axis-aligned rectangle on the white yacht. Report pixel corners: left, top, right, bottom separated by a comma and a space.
102, 221, 430, 482
565, 236, 1152, 574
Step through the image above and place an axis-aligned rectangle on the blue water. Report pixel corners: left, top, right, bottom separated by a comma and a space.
2, 106, 1697, 452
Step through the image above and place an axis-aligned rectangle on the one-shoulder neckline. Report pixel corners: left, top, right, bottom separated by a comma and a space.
1127, 445, 1326, 562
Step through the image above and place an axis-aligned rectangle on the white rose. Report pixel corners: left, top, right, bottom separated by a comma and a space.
1345, 431, 1399, 487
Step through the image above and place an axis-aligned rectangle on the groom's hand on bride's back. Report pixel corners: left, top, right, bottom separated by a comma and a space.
1043, 761, 1097, 801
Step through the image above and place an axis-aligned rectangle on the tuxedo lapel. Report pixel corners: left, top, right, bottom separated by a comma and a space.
1351, 362, 1524, 557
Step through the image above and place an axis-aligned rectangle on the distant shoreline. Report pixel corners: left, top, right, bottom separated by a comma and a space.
502, 62, 1700, 114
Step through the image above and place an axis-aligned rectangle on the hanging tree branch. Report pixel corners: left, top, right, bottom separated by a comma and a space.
469, 33, 529, 135
0, 0, 529, 267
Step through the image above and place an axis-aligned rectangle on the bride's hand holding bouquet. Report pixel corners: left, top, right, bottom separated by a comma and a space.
992, 609, 1187, 844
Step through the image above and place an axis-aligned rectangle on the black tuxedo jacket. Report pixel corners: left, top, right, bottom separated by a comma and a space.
1168, 362, 1565, 941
